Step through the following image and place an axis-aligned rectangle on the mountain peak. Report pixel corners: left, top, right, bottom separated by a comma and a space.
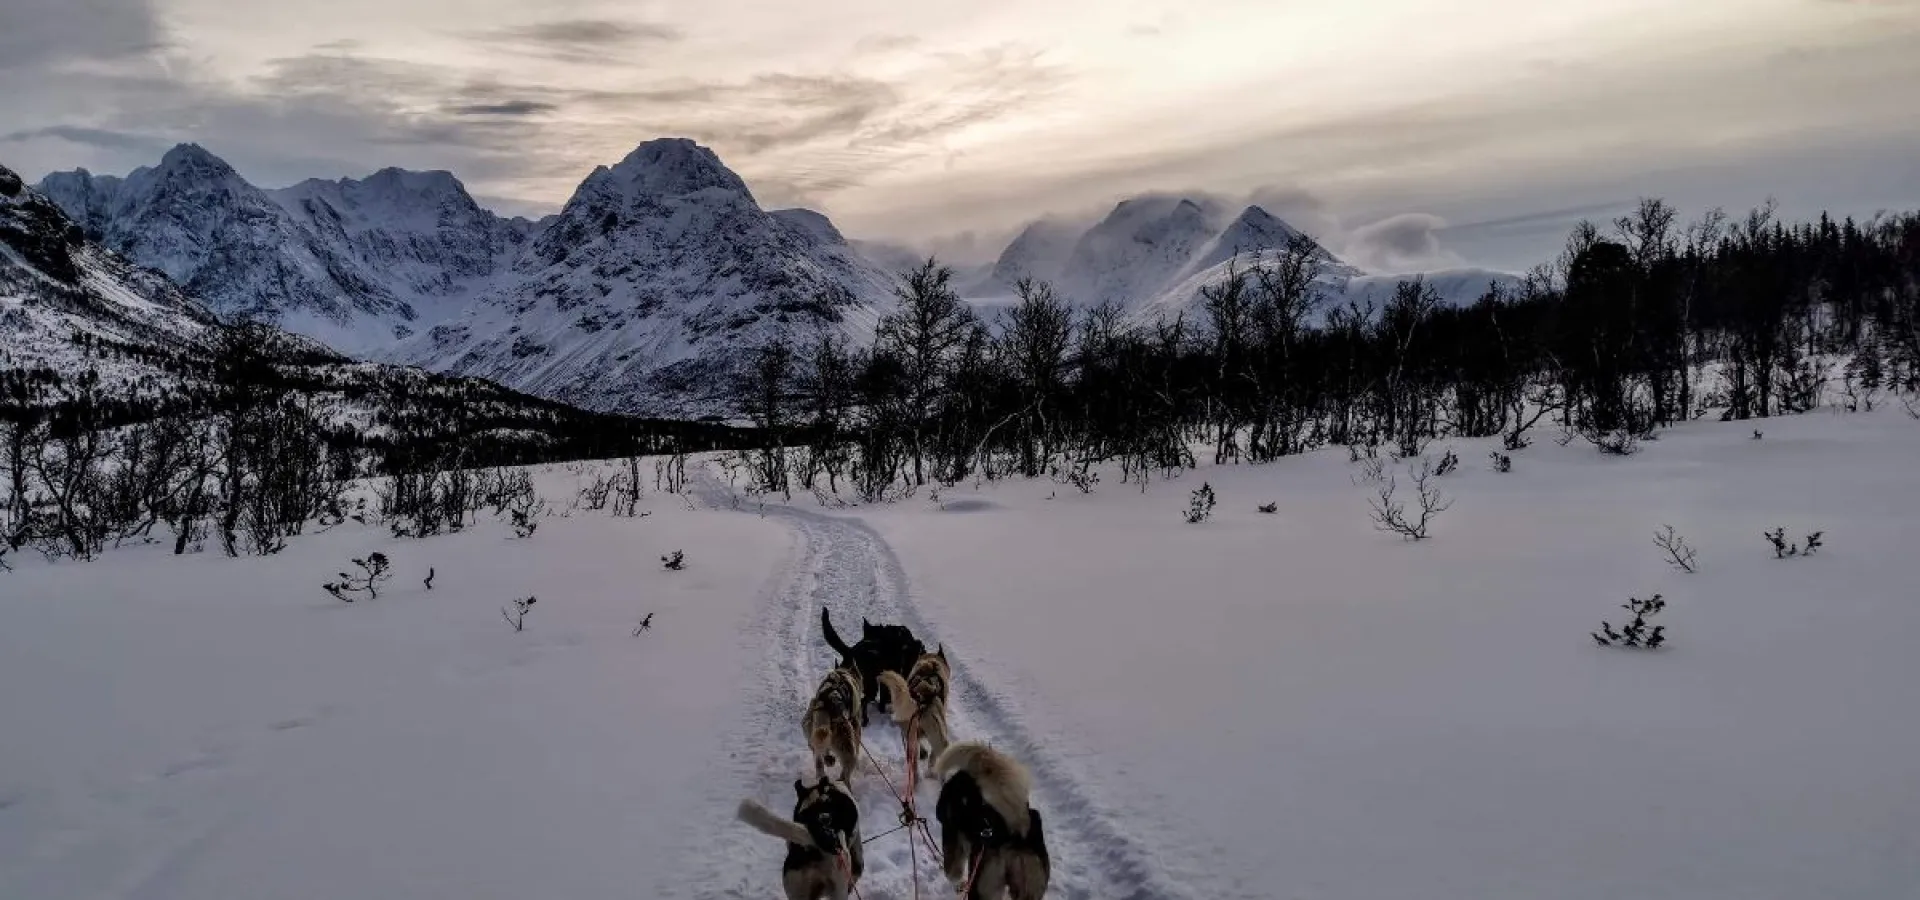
603, 138, 751, 200
770, 208, 846, 245
156, 143, 237, 177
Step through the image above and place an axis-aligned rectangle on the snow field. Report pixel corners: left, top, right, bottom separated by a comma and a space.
0, 466, 788, 900
3, 406, 1917, 900
838, 406, 1920, 900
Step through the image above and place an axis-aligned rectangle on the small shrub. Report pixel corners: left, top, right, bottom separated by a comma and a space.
632, 612, 654, 636
1488, 451, 1512, 473
324, 552, 393, 602
316, 497, 368, 532
1256, 502, 1278, 514
1065, 467, 1099, 494
509, 509, 540, 539
423, 566, 435, 590
1433, 449, 1459, 477
1765, 528, 1824, 559
1592, 594, 1666, 649
502, 596, 537, 632
1752, 429, 1764, 441
1368, 461, 1451, 541
661, 549, 686, 570
1351, 455, 1388, 485
1653, 525, 1698, 573
1183, 483, 1217, 524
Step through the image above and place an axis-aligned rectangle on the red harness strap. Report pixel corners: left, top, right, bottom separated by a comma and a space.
835, 848, 864, 900
956, 845, 986, 899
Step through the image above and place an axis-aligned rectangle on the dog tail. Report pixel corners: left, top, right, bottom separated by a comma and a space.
878, 670, 916, 723
737, 799, 815, 848
821, 607, 853, 658
934, 742, 1033, 836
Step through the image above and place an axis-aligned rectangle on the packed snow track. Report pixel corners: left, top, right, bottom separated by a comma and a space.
677, 475, 1239, 900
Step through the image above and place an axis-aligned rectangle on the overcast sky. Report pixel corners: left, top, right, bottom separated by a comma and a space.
3, 0, 1917, 271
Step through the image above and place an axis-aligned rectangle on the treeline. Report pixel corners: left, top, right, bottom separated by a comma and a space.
1, 325, 754, 566
734, 200, 1920, 500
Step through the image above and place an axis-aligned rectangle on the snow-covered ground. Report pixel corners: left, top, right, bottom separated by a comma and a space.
0, 472, 790, 900
4, 407, 1918, 900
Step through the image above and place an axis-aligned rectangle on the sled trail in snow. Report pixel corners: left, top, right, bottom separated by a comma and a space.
687, 480, 1226, 900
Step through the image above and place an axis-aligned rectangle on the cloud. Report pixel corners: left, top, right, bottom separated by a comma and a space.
0, 0, 164, 71
1344, 213, 1464, 272
851, 34, 921, 55
1, 124, 170, 155
468, 18, 683, 63
447, 100, 558, 117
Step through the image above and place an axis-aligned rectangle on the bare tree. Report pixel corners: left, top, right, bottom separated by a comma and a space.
1653, 524, 1698, 573
1368, 460, 1452, 540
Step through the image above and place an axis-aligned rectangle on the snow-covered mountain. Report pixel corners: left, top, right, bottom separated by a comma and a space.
269, 168, 534, 319
966, 194, 1518, 325
2, 161, 216, 401
35, 146, 535, 356
34, 145, 417, 352
4, 161, 729, 458
398, 139, 899, 417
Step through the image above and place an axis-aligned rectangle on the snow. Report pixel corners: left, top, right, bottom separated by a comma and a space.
834, 407, 1920, 900
6, 407, 1917, 899
395, 138, 899, 417
966, 196, 1517, 328
0, 466, 790, 900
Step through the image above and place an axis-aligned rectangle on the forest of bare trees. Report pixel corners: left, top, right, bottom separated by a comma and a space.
730, 201, 1920, 499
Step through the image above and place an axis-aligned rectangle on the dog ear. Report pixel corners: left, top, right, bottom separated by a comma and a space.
937, 644, 946, 662
795, 779, 807, 798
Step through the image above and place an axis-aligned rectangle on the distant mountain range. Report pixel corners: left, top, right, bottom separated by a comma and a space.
25, 139, 1519, 416
1, 161, 737, 461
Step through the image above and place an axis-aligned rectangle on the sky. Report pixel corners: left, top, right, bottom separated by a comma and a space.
2, 0, 1917, 272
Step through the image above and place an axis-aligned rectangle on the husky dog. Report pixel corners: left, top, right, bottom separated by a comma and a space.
877, 646, 952, 777
934, 743, 1051, 899
804, 663, 863, 786
822, 607, 926, 725
736, 777, 865, 900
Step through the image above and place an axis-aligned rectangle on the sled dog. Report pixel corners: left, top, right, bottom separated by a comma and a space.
934, 742, 1051, 899
822, 607, 925, 725
877, 646, 952, 777
804, 662, 863, 787
736, 777, 864, 900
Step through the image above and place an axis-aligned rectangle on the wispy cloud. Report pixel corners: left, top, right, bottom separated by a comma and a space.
467, 18, 683, 63
447, 100, 558, 117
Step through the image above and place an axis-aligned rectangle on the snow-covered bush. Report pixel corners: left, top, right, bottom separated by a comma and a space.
502, 596, 537, 632
661, 549, 686, 570
1488, 451, 1512, 473
1764, 528, 1823, 558
1592, 594, 1666, 649
1183, 483, 1217, 524
324, 552, 393, 602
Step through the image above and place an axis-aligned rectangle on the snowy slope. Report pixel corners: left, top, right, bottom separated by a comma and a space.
1053, 195, 1228, 312
2, 162, 215, 400
964, 195, 1519, 325
398, 139, 899, 417
1336, 266, 1524, 308
268, 168, 534, 328
35, 145, 419, 353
